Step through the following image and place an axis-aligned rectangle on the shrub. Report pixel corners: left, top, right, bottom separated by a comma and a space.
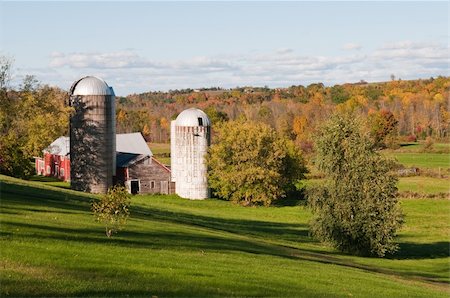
308, 113, 403, 257
92, 186, 131, 237
207, 120, 307, 206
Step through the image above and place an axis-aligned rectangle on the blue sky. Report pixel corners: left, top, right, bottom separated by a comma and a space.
1, 1, 448, 95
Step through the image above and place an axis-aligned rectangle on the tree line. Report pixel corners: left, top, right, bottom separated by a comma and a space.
118, 77, 449, 149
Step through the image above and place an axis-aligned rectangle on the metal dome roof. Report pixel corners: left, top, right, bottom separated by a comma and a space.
175, 108, 211, 127
70, 76, 115, 96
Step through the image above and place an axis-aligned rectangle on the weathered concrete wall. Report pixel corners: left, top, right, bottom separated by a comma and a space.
170, 120, 176, 183
70, 94, 115, 193
172, 125, 210, 199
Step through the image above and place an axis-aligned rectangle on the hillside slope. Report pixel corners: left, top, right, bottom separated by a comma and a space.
0, 175, 448, 297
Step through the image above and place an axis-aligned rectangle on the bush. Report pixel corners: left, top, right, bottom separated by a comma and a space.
207, 120, 307, 206
308, 113, 403, 257
92, 186, 131, 237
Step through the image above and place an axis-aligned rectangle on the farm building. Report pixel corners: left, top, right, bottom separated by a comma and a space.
35, 133, 173, 195
171, 108, 211, 200
35, 136, 70, 181
69, 76, 116, 193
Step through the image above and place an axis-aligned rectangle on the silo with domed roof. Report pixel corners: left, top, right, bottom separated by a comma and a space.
171, 108, 211, 199
69, 76, 116, 193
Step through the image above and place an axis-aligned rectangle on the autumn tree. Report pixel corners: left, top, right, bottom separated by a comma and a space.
0, 59, 70, 178
308, 113, 403, 257
366, 109, 398, 148
207, 120, 307, 206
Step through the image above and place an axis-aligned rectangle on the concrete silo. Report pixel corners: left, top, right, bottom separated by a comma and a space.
69, 76, 116, 193
171, 108, 211, 199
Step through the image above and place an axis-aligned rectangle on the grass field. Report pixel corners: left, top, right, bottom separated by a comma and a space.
383, 142, 450, 170
148, 142, 171, 165
1, 175, 449, 297
398, 176, 450, 194
386, 152, 450, 170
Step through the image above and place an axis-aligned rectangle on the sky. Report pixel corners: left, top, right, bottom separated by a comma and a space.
0, 1, 449, 96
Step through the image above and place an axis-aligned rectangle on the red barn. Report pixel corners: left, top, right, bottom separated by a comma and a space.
35, 136, 71, 181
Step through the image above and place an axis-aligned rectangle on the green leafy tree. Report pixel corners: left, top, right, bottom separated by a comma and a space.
207, 120, 307, 206
204, 106, 229, 125
308, 113, 403, 257
92, 186, 131, 237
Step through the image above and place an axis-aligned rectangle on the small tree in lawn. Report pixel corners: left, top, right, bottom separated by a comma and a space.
308, 113, 403, 257
92, 186, 131, 237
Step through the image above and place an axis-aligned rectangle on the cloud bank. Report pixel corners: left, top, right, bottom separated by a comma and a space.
18, 41, 450, 95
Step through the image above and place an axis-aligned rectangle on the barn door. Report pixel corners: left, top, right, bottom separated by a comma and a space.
160, 181, 168, 194
130, 180, 140, 194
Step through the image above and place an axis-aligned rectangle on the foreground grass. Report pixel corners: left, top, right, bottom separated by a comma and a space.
0, 175, 449, 297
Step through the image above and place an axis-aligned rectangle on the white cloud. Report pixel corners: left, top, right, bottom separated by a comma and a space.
49, 50, 157, 69
18, 41, 449, 94
342, 43, 362, 51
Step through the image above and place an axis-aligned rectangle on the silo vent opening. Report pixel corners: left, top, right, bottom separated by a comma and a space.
198, 117, 203, 126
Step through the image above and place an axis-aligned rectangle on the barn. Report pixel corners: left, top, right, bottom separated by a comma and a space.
35, 133, 173, 194
35, 136, 71, 181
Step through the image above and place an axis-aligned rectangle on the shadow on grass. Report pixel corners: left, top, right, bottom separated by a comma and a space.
130, 204, 311, 243
388, 241, 450, 260
3, 220, 299, 260
1, 180, 93, 213
29, 175, 62, 183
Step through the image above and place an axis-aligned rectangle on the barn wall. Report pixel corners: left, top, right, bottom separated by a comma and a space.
127, 157, 171, 194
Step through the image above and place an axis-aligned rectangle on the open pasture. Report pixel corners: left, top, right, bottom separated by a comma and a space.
0, 175, 448, 297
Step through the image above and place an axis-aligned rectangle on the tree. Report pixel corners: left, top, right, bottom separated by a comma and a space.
366, 109, 398, 148
308, 113, 403, 257
329, 85, 350, 104
204, 106, 229, 125
207, 120, 307, 206
92, 186, 131, 237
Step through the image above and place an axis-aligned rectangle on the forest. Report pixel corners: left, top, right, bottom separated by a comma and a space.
117, 76, 449, 149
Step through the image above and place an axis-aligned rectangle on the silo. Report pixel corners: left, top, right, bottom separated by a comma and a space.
69, 76, 116, 193
171, 108, 211, 199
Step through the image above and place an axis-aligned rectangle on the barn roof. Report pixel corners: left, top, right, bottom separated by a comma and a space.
44, 136, 70, 156
116, 133, 152, 156
116, 152, 144, 167
44, 133, 152, 157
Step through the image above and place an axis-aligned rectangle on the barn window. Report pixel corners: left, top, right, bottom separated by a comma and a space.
198, 117, 203, 126
46, 165, 51, 175
60, 168, 65, 177
150, 181, 155, 189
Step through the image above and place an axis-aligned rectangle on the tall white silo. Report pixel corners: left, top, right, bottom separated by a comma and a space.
69, 76, 116, 193
171, 108, 211, 199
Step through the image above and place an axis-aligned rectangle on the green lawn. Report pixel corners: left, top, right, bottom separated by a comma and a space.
385, 152, 450, 169
0, 174, 449, 297
148, 142, 171, 165
398, 177, 450, 194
